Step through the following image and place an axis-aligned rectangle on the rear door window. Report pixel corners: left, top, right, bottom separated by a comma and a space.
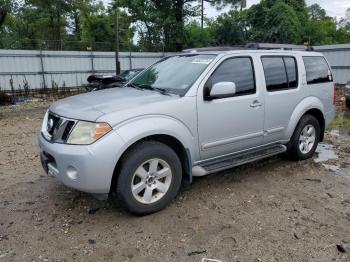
261, 56, 298, 92
303, 56, 332, 84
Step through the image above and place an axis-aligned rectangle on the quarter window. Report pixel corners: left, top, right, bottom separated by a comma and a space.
303, 56, 332, 84
261, 56, 298, 92
209, 57, 256, 96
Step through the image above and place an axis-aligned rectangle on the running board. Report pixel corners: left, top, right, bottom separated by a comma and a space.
192, 144, 287, 177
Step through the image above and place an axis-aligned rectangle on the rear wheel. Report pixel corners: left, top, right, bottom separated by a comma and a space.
115, 141, 182, 215
286, 115, 321, 161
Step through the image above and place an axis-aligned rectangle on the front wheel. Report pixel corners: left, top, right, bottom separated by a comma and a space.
286, 115, 321, 161
115, 141, 182, 215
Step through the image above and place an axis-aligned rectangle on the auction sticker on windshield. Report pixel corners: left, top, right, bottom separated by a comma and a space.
191, 58, 213, 64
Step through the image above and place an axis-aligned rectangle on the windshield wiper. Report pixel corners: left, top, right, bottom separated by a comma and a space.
125, 82, 140, 89
127, 83, 171, 96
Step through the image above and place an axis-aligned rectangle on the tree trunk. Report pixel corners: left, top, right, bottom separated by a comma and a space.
73, 11, 81, 40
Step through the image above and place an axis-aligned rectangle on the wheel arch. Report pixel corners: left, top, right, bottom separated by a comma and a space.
110, 133, 193, 194
285, 97, 325, 142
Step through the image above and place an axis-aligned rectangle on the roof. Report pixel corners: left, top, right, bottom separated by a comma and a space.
184, 43, 314, 52
180, 49, 321, 56
182, 43, 319, 56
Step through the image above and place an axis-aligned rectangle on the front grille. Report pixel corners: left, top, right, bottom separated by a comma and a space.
44, 112, 77, 143
61, 121, 75, 142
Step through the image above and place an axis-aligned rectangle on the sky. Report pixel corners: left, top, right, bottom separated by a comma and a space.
103, 0, 350, 19
205, 0, 349, 19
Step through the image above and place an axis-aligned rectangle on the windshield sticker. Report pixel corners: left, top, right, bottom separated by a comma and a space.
191, 58, 213, 64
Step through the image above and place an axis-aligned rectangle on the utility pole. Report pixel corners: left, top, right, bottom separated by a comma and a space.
201, 0, 204, 29
114, 0, 121, 75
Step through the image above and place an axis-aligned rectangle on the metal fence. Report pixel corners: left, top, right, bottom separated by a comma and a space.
0, 50, 174, 91
1, 44, 349, 91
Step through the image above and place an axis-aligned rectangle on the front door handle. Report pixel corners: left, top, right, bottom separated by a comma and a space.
250, 100, 263, 108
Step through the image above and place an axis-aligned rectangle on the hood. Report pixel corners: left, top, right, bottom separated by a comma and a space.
50, 87, 178, 121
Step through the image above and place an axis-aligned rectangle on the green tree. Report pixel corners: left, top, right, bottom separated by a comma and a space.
338, 8, 350, 33
66, 0, 93, 41
80, 3, 134, 51
304, 4, 350, 45
0, 7, 6, 27
209, 9, 247, 45
27, 0, 71, 44
264, 1, 302, 43
0, 1, 52, 49
308, 3, 327, 20
120, 0, 242, 51
183, 20, 213, 48
247, 0, 302, 44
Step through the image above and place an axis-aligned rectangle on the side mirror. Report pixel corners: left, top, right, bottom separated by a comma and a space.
208, 82, 236, 99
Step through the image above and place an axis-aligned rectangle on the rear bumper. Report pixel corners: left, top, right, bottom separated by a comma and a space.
38, 131, 125, 194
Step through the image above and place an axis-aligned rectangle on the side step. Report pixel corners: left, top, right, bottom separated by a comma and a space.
192, 144, 287, 177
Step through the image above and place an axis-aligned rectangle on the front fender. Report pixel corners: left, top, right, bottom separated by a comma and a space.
284, 96, 325, 140
112, 114, 198, 164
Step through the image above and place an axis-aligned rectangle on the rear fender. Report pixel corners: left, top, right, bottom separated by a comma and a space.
284, 96, 324, 141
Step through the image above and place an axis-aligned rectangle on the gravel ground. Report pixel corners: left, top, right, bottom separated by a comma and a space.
1, 100, 350, 262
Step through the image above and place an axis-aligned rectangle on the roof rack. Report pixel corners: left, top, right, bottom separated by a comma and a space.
245, 43, 314, 51
182, 43, 314, 52
182, 46, 245, 52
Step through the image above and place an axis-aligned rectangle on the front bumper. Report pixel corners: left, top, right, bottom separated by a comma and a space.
38, 131, 125, 194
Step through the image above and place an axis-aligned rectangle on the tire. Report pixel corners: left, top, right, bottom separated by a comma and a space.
115, 141, 182, 215
286, 115, 321, 161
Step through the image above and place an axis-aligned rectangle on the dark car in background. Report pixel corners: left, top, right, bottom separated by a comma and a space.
85, 68, 144, 92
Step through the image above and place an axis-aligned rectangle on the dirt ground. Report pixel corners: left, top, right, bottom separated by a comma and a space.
1, 100, 350, 262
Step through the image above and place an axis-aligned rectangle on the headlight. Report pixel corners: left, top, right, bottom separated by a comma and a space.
67, 121, 112, 145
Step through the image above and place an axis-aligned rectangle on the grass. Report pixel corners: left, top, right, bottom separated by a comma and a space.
326, 113, 350, 132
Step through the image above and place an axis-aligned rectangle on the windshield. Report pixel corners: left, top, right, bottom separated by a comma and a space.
129, 54, 216, 96
120, 70, 140, 81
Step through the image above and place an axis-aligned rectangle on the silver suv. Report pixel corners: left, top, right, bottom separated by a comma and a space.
39, 46, 335, 214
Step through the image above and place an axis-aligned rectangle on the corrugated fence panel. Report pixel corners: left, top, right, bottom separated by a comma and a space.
0, 49, 172, 91
42, 50, 94, 88
2, 46, 348, 90
0, 50, 42, 90
93, 51, 115, 74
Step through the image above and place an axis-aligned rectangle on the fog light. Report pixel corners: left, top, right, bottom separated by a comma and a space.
67, 166, 78, 180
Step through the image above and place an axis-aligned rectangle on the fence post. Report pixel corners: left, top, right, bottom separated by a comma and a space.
129, 49, 132, 70
39, 45, 46, 89
90, 49, 95, 75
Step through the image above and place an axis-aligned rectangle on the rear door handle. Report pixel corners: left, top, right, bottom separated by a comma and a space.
250, 100, 263, 108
